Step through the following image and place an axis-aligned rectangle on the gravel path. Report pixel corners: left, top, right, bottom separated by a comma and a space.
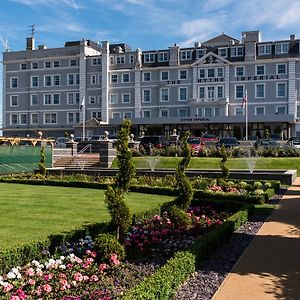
175, 191, 284, 300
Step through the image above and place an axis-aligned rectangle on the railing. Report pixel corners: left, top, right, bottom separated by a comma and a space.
64, 143, 93, 169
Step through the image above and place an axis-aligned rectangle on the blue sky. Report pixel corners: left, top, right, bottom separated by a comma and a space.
2, 0, 300, 129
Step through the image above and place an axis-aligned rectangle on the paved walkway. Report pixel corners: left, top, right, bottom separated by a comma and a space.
212, 177, 300, 300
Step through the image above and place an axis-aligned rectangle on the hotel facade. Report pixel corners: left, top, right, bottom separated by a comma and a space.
2, 30, 300, 139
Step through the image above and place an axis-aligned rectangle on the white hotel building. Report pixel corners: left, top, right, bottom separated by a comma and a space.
2, 30, 300, 139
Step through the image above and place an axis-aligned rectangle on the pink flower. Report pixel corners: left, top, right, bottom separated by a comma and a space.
90, 275, 98, 282
90, 251, 97, 258
15, 288, 27, 300
25, 267, 35, 276
59, 279, 70, 290
110, 254, 120, 266
66, 263, 73, 269
42, 284, 52, 293
28, 279, 36, 285
99, 263, 107, 272
43, 273, 53, 281
3, 282, 13, 292
74, 272, 83, 282
11, 296, 20, 300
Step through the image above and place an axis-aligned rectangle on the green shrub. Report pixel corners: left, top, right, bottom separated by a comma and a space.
253, 188, 264, 195
263, 182, 272, 189
93, 233, 125, 263
38, 147, 46, 176
175, 168, 193, 209
253, 181, 263, 189
220, 144, 229, 179
168, 205, 191, 227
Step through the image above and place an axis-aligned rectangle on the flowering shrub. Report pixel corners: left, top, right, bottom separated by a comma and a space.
124, 206, 228, 258
0, 251, 144, 300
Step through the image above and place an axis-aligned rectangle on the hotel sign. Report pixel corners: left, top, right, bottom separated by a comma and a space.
180, 117, 210, 122
236, 75, 281, 81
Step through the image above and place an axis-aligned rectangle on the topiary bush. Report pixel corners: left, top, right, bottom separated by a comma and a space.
38, 147, 46, 176
93, 233, 125, 263
167, 205, 191, 227
220, 144, 229, 179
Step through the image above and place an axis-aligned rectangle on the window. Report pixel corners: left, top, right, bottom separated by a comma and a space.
112, 112, 121, 119
122, 93, 130, 103
144, 53, 155, 63
89, 96, 97, 104
76, 74, 80, 85
256, 65, 265, 75
10, 95, 18, 107
199, 86, 205, 98
275, 43, 289, 54
178, 108, 188, 117
44, 61, 51, 68
235, 85, 244, 99
110, 94, 118, 104
160, 88, 169, 102
218, 48, 228, 57
116, 56, 125, 64
161, 71, 169, 81
255, 106, 265, 115
70, 59, 78, 66
143, 72, 151, 82
143, 89, 151, 103
255, 83, 265, 98
92, 57, 102, 65
111, 74, 118, 83
32, 62, 38, 69
235, 107, 244, 116
122, 73, 130, 83
44, 94, 60, 105
67, 93, 80, 105
180, 50, 192, 60
110, 56, 114, 65
143, 110, 151, 118
217, 86, 224, 98
235, 66, 244, 76
199, 69, 205, 78
31, 94, 38, 106
129, 55, 134, 63
197, 107, 202, 117
207, 86, 215, 99
92, 111, 102, 119
53, 94, 60, 105
277, 64, 287, 74
31, 76, 39, 87
53, 75, 60, 86
158, 52, 169, 62
207, 68, 215, 78
68, 112, 74, 124
258, 44, 272, 55
123, 112, 132, 119
231, 47, 244, 57
44, 113, 57, 124
217, 68, 224, 77
179, 87, 187, 101
196, 49, 206, 58
161, 109, 169, 117
276, 106, 286, 114
215, 107, 220, 116
53, 61, 60, 68
44, 75, 52, 86
19, 114, 27, 125
31, 113, 38, 125
68, 74, 74, 85
98, 95, 102, 103
11, 77, 18, 88
277, 82, 287, 97
179, 70, 187, 80
204, 107, 212, 117
20, 63, 27, 70
91, 75, 97, 84
10, 114, 18, 125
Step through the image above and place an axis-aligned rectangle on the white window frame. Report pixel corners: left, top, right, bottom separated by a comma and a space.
123, 111, 132, 119
112, 112, 121, 119
31, 113, 38, 125
235, 66, 245, 76
30, 94, 38, 106
217, 85, 224, 98
142, 89, 151, 103
160, 109, 169, 117
196, 49, 206, 59
255, 106, 265, 116
160, 71, 169, 81
44, 61, 51, 69
218, 47, 228, 57
199, 86, 205, 99
160, 88, 169, 102
10, 114, 18, 125
276, 82, 287, 98
111, 74, 118, 83
276, 106, 286, 114
109, 94, 118, 104
91, 75, 97, 84
91, 57, 102, 65
10, 95, 18, 107
129, 55, 134, 63
217, 67, 224, 78
158, 52, 169, 62
255, 83, 265, 98
122, 73, 130, 83
231, 46, 244, 57
53, 74, 60, 86
67, 74, 75, 85
276, 63, 287, 75
142, 110, 151, 118
116, 56, 125, 64
89, 96, 97, 104
144, 53, 155, 63
180, 50, 192, 60
91, 111, 102, 119
235, 84, 245, 99
204, 107, 213, 117
31, 62, 38, 69
197, 107, 202, 117
44, 75, 52, 87
179, 69, 188, 80
69, 59, 78, 67
43, 113, 57, 124
178, 87, 188, 101
256, 65, 265, 76
10, 77, 18, 88
31, 76, 39, 87
275, 43, 289, 54
122, 93, 130, 103
67, 112, 75, 124
44, 93, 60, 105
20, 63, 27, 70
235, 107, 244, 116
53, 61, 60, 68
143, 72, 151, 82
258, 44, 272, 55
178, 108, 188, 117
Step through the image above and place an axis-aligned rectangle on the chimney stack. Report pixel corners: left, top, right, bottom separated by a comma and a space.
26, 37, 35, 50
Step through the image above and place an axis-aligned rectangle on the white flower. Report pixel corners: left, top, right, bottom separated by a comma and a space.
60, 256, 65, 261
7, 272, 16, 279
59, 264, 66, 270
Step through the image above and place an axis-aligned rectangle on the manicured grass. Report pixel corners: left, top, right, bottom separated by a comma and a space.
129, 157, 300, 173
0, 183, 173, 249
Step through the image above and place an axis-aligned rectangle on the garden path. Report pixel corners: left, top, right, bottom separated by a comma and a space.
212, 177, 300, 300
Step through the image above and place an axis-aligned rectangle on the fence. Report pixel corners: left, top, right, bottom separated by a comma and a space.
0, 146, 52, 174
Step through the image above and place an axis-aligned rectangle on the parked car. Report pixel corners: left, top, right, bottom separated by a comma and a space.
269, 134, 282, 140
88, 135, 103, 141
187, 137, 204, 156
54, 137, 70, 148
254, 139, 280, 148
201, 134, 218, 142
285, 140, 300, 149
216, 137, 240, 148
139, 135, 170, 152
243, 135, 258, 141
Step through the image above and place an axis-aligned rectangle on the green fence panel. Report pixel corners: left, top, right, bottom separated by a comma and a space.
0, 146, 52, 174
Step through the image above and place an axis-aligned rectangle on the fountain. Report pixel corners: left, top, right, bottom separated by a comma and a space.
246, 150, 258, 174
145, 143, 160, 171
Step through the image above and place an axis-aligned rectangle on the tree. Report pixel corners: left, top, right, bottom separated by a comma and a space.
38, 147, 46, 176
220, 144, 229, 179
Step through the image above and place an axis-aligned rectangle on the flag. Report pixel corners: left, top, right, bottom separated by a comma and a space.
80, 97, 85, 110
241, 90, 247, 109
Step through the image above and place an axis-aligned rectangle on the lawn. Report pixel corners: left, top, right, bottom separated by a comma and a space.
0, 183, 173, 249
130, 157, 300, 173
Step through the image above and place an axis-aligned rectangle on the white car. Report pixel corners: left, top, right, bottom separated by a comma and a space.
285, 140, 300, 149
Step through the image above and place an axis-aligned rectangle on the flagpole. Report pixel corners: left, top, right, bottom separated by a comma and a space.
245, 90, 248, 141
81, 97, 86, 141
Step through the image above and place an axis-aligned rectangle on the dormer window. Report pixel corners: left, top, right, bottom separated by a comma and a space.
218, 47, 228, 57
180, 50, 192, 60
231, 46, 244, 57
258, 44, 272, 55
196, 49, 206, 59
144, 53, 155, 63
275, 43, 289, 54
116, 56, 125, 64
158, 52, 169, 62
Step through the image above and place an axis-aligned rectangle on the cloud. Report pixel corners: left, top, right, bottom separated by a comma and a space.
9, 0, 83, 10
